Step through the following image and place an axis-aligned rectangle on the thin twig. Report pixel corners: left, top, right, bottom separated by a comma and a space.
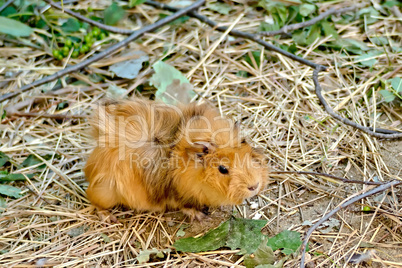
313, 67, 402, 138
299, 180, 402, 268
271, 171, 385, 185
0, 0, 205, 103
145, 0, 327, 71
259, 5, 362, 37
5, 111, 88, 119
41, 0, 134, 34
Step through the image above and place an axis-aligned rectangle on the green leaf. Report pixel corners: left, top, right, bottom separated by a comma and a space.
0, 173, 33, 182
101, 233, 111, 243
174, 220, 229, 252
104, 2, 125, 26
0, 16, 33, 37
61, 18, 80, 33
371, 36, 389, 46
136, 249, 171, 264
22, 154, 51, 168
327, 38, 369, 54
226, 218, 267, 254
391, 77, 401, 93
356, 55, 377, 67
150, 61, 195, 105
306, 24, 321, 45
109, 51, 149, 79
267, 230, 303, 255
129, 0, 146, 7
244, 51, 262, 68
207, 2, 232, 15
0, 196, 6, 210
321, 21, 338, 39
299, 4, 316, 17
244, 238, 275, 268
358, 7, 380, 24
106, 84, 127, 99
0, 184, 23, 198
173, 218, 267, 254
0, 152, 10, 167
379, 90, 396, 102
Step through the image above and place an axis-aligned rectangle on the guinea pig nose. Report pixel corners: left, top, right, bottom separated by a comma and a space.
248, 183, 259, 191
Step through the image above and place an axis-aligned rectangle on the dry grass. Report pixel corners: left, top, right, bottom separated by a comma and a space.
0, 0, 401, 267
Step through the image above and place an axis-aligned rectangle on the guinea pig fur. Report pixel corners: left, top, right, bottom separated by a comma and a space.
84, 99, 269, 220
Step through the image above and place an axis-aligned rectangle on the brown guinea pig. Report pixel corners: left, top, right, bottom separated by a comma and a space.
84, 98, 269, 220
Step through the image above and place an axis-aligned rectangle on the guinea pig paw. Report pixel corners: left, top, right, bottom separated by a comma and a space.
182, 208, 209, 222
97, 210, 119, 224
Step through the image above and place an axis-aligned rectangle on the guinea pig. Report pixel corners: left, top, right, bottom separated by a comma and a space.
84, 98, 269, 220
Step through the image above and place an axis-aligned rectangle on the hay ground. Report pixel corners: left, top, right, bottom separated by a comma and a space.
0, 0, 401, 267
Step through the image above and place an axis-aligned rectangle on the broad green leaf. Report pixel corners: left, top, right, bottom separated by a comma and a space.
0, 152, 10, 167
267, 230, 303, 255
391, 77, 401, 93
244, 238, 275, 268
299, 4, 315, 17
0, 16, 33, 37
173, 218, 267, 254
129, 0, 146, 7
321, 21, 338, 39
383, 0, 400, 7
150, 61, 195, 105
379, 90, 396, 102
207, 2, 232, 15
61, 18, 80, 33
174, 220, 229, 252
104, 3, 125, 25
226, 218, 267, 254
0, 184, 22, 198
109, 51, 149, 79
292, 30, 308, 45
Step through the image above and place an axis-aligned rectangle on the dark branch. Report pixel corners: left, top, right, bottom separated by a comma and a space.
0, 0, 205, 103
145, 0, 327, 71
41, 0, 134, 34
271, 170, 385, 185
313, 67, 402, 139
299, 180, 402, 268
5, 111, 88, 120
259, 5, 362, 37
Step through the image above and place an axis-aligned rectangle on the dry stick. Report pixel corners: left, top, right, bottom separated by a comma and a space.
41, 0, 133, 34
259, 5, 362, 37
271, 171, 385, 185
5, 111, 88, 120
313, 67, 402, 138
299, 180, 402, 268
0, 0, 205, 103
145, 0, 327, 71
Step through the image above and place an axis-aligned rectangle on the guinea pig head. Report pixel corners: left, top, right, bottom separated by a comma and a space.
186, 141, 269, 206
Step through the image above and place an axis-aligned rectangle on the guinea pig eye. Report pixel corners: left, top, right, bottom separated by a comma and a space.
218, 165, 229, 174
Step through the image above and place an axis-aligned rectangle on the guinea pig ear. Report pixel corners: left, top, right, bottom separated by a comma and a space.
186, 141, 215, 158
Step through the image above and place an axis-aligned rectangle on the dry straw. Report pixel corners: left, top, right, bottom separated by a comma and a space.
0, 0, 401, 267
